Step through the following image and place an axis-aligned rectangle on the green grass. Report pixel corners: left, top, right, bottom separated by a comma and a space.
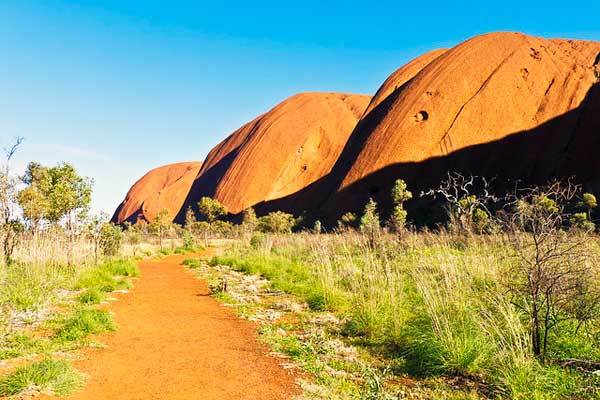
209, 233, 600, 399
77, 288, 104, 305
0, 359, 84, 397
182, 258, 202, 268
210, 254, 341, 311
0, 332, 47, 360
53, 308, 115, 342
0, 262, 73, 311
75, 259, 138, 293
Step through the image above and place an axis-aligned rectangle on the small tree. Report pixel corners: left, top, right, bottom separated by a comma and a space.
17, 162, 49, 235
257, 211, 296, 233
580, 192, 597, 220
99, 223, 123, 257
337, 212, 357, 230
313, 220, 322, 234
86, 214, 107, 264
241, 207, 258, 232
0, 137, 24, 265
150, 208, 172, 250
388, 179, 412, 233
198, 197, 227, 223
502, 181, 600, 359
422, 173, 497, 233
360, 198, 380, 245
184, 206, 196, 230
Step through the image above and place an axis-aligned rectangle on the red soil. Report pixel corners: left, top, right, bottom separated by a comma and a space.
42, 254, 299, 400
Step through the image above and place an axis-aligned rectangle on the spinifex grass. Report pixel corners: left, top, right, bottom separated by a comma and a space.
211, 232, 600, 399
0, 358, 85, 397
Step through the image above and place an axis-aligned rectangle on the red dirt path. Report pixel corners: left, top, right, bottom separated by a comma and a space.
44, 253, 299, 400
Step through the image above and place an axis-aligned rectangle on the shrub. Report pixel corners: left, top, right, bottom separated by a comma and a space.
359, 198, 380, 242
0, 359, 84, 396
337, 212, 357, 230
198, 197, 227, 223
99, 223, 123, 256
54, 308, 115, 342
257, 211, 296, 233
77, 288, 103, 305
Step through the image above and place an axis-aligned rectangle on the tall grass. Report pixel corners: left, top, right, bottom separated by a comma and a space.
213, 231, 600, 398
0, 359, 84, 396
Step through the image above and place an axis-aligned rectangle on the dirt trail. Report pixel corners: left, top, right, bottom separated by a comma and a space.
44, 253, 299, 400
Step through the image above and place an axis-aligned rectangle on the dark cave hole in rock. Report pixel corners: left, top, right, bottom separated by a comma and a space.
415, 111, 429, 122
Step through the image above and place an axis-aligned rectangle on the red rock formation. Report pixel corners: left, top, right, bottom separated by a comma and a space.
324, 32, 600, 217
115, 32, 600, 225
364, 48, 447, 115
178, 92, 370, 217
113, 162, 202, 223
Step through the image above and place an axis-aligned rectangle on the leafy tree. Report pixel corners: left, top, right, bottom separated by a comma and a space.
575, 192, 597, 228
257, 211, 296, 233
391, 178, 413, 205
388, 179, 413, 233
17, 162, 49, 234
198, 197, 227, 223
360, 198, 380, 243
150, 208, 172, 250
184, 206, 196, 230
99, 223, 123, 257
43, 163, 93, 229
241, 207, 258, 232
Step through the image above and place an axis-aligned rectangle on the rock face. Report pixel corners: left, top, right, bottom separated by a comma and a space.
112, 162, 202, 224
115, 32, 600, 225
177, 92, 370, 218
322, 32, 600, 220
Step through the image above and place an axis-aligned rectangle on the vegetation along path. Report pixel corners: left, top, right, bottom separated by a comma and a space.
44, 252, 299, 400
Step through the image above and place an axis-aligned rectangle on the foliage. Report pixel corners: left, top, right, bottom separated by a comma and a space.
313, 220, 322, 234
257, 211, 296, 233
391, 179, 413, 205
337, 212, 357, 230
18, 162, 92, 228
99, 223, 123, 256
0, 137, 24, 265
0, 359, 84, 396
184, 206, 196, 229
359, 198, 380, 242
198, 197, 228, 223
54, 308, 115, 342
423, 173, 497, 233
211, 231, 600, 399
502, 181, 600, 358
242, 207, 258, 231
149, 208, 172, 249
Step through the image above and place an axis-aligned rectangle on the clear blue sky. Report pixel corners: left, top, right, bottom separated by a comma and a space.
1, 1, 599, 214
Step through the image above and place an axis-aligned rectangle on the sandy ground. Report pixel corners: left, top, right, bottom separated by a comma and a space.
43, 253, 299, 400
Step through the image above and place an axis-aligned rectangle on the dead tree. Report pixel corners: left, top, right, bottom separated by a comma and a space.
501, 180, 600, 359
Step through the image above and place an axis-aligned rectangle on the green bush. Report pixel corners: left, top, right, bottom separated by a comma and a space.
75, 259, 138, 293
0, 359, 84, 396
77, 288, 103, 305
99, 223, 123, 256
257, 211, 296, 233
182, 258, 201, 269
54, 308, 115, 342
